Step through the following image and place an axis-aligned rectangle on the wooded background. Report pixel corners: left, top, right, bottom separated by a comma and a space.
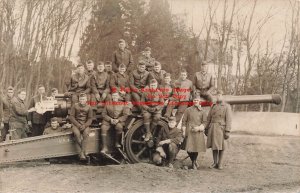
0, 0, 300, 112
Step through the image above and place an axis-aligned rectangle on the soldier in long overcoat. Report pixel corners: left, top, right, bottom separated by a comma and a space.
205, 90, 232, 170
181, 96, 207, 170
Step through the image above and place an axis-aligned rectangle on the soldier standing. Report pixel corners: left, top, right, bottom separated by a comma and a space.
141, 79, 164, 141
193, 61, 215, 101
112, 39, 134, 73
9, 88, 34, 140
164, 69, 193, 124
0, 86, 14, 142
153, 116, 183, 168
159, 73, 174, 105
205, 90, 232, 170
90, 61, 110, 105
69, 93, 93, 160
181, 96, 207, 170
28, 85, 48, 136
129, 61, 151, 110
100, 92, 131, 153
150, 61, 166, 86
68, 64, 90, 104
138, 47, 155, 72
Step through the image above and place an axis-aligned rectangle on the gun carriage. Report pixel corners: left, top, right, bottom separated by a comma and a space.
0, 94, 281, 164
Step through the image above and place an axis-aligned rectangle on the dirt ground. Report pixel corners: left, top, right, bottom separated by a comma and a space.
1, 134, 300, 193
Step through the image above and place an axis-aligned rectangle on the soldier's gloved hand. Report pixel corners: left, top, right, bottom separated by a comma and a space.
181, 126, 186, 137
224, 131, 230, 140
102, 93, 107, 100
28, 121, 32, 127
149, 107, 156, 113
95, 94, 101, 102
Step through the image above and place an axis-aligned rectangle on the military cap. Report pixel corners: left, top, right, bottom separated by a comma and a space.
38, 84, 45, 89
150, 79, 158, 84
51, 88, 58, 92
154, 61, 161, 67
97, 61, 105, 66
119, 63, 126, 68
77, 64, 84, 68
164, 73, 171, 78
180, 68, 187, 73
217, 89, 224, 95
17, 88, 26, 94
86, 60, 94, 64
105, 61, 112, 66
119, 39, 125, 43
144, 47, 151, 52
168, 116, 176, 122
7, 86, 14, 91
138, 60, 146, 66
51, 117, 59, 122
79, 92, 87, 98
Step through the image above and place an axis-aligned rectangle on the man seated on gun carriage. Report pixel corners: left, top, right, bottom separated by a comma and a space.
69, 93, 93, 160
100, 91, 131, 154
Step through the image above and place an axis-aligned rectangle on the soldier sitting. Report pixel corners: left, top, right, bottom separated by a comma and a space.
100, 92, 131, 153
150, 61, 166, 86
90, 61, 110, 105
153, 117, 183, 168
164, 69, 193, 124
69, 93, 93, 160
193, 61, 215, 101
43, 117, 67, 135
129, 61, 151, 111
110, 64, 131, 102
68, 64, 90, 104
141, 79, 164, 141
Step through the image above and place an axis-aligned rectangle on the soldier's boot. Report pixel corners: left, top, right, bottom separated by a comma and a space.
144, 124, 152, 142
100, 134, 109, 153
115, 132, 122, 148
80, 135, 88, 160
217, 150, 224, 170
209, 150, 218, 169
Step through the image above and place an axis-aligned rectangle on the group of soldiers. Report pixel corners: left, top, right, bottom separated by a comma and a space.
0, 38, 232, 170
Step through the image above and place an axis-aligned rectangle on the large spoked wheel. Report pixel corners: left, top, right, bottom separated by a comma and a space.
125, 119, 168, 163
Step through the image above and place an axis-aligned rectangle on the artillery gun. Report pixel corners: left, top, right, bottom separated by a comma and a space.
0, 94, 281, 164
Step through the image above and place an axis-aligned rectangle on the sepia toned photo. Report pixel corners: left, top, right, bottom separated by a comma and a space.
0, 0, 300, 192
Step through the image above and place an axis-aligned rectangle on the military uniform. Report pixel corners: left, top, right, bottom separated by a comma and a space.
150, 70, 166, 86
0, 94, 13, 141
69, 102, 93, 158
101, 100, 131, 149
110, 72, 131, 101
181, 106, 207, 153
28, 94, 49, 136
68, 73, 90, 103
205, 102, 232, 150
9, 97, 28, 140
112, 48, 134, 73
86, 69, 96, 106
164, 78, 193, 123
43, 126, 65, 135
193, 71, 215, 101
138, 55, 155, 72
129, 69, 151, 109
156, 125, 183, 165
90, 71, 110, 102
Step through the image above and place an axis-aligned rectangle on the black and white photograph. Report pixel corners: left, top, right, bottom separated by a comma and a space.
0, 0, 300, 192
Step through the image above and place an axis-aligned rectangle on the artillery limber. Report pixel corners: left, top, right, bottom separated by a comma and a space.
0, 94, 281, 164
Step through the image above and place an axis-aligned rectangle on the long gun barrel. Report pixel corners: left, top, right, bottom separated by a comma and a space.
222, 94, 281, 105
